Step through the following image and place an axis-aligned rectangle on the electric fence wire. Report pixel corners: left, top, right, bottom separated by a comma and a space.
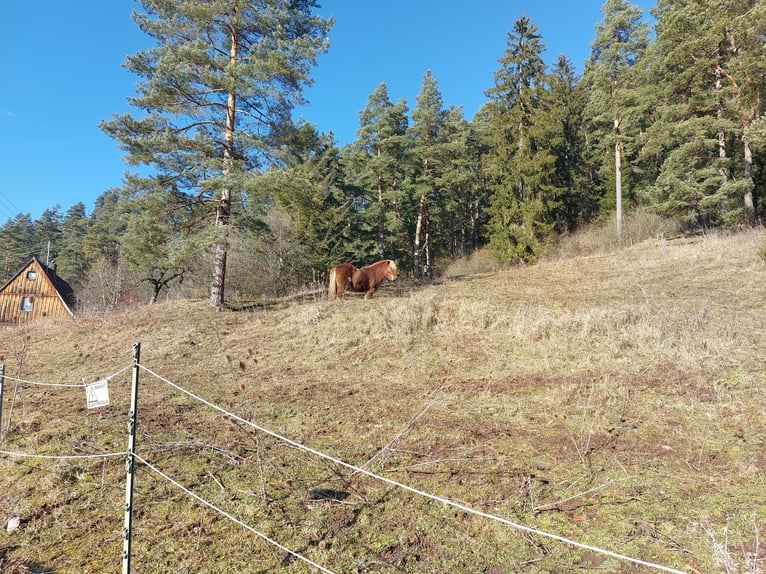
133, 452, 336, 574
139, 363, 690, 574
1, 363, 133, 388
0, 359, 691, 573
0, 449, 127, 460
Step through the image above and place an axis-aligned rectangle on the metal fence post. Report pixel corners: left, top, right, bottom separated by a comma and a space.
122, 343, 140, 574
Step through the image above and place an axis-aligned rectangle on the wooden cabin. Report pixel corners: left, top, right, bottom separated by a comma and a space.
0, 257, 75, 324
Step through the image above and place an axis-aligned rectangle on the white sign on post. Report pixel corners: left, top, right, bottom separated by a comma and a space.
86, 379, 110, 409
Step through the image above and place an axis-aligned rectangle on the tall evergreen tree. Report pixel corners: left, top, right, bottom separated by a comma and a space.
407, 70, 448, 278
484, 16, 556, 263
438, 106, 488, 258
584, 0, 649, 236
57, 203, 88, 286
100, 0, 331, 308
643, 0, 732, 228
32, 207, 63, 266
0, 214, 34, 282
547, 55, 593, 231
261, 123, 351, 271
717, 0, 766, 224
347, 83, 409, 262
83, 190, 130, 267
643, 0, 763, 228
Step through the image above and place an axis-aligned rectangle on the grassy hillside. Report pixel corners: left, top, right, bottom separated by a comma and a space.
1, 230, 765, 573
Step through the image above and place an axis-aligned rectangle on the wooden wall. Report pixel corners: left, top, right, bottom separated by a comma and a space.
0, 259, 73, 324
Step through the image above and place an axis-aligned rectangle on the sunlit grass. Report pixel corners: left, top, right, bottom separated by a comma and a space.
0, 227, 765, 572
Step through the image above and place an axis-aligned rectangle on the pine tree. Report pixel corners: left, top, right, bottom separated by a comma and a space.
643, 0, 763, 228
643, 0, 729, 228
717, 0, 766, 224
100, 0, 331, 308
119, 191, 197, 304
584, 0, 649, 237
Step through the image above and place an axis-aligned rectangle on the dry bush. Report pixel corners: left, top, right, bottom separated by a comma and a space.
442, 248, 504, 278
550, 207, 682, 260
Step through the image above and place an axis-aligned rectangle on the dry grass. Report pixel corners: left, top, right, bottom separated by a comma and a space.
0, 229, 765, 573
548, 207, 683, 261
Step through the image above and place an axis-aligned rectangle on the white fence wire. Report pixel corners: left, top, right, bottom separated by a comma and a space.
0, 354, 690, 574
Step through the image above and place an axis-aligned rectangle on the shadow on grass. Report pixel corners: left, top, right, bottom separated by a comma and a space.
1, 545, 56, 574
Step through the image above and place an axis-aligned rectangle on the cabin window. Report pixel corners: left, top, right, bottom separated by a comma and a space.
21, 297, 34, 311
26, 270, 37, 280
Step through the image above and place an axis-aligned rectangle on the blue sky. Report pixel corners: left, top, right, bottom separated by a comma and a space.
0, 0, 654, 223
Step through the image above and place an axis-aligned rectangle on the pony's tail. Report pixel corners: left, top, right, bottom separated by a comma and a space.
327, 268, 337, 301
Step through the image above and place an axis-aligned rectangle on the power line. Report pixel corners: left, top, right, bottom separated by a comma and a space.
0, 189, 22, 221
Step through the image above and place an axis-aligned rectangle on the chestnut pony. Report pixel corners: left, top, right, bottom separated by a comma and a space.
327, 259, 397, 301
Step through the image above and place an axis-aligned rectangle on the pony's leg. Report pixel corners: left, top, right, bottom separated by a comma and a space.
338, 275, 350, 299
365, 289, 375, 299
327, 269, 337, 301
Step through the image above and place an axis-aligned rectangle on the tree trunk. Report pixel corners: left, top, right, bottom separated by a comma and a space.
615, 135, 623, 238
209, 18, 238, 309
209, 238, 227, 308
149, 283, 159, 305
716, 67, 729, 185
424, 212, 432, 278
413, 193, 426, 279
376, 156, 385, 259
472, 198, 481, 250
209, 186, 231, 309
744, 139, 756, 224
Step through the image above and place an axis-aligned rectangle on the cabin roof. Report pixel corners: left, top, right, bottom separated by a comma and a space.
0, 256, 76, 311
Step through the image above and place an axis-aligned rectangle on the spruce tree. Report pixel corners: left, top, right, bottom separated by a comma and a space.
100, 0, 331, 308
347, 83, 409, 262
438, 106, 488, 258
82, 190, 129, 268
484, 16, 556, 263
260, 123, 352, 272
33, 207, 63, 266
547, 55, 593, 231
408, 70, 448, 278
56, 203, 88, 286
0, 214, 34, 282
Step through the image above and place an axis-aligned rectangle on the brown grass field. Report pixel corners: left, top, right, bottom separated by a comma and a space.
0, 229, 765, 573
